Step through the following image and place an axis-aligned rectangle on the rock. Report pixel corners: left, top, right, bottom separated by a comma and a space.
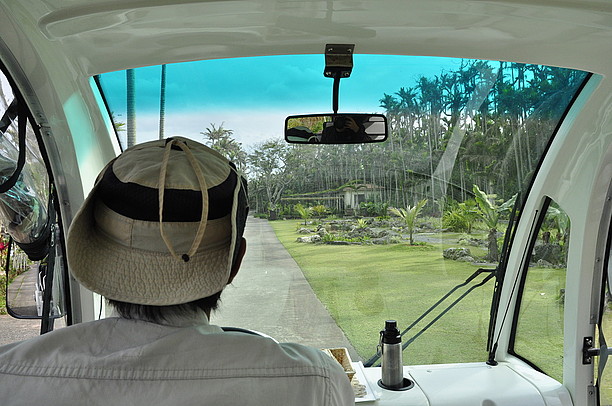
443, 247, 472, 260
536, 259, 553, 267
296, 235, 322, 243
316, 228, 328, 237
325, 220, 353, 231
373, 228, 388, 238
457, 256, 475, 263
419, 222, 437, 232
457, 237, 484, 247
371, 236, 399, 245
297, 228, 313, 234
347, 229, 367, 238
533, 243, 563, 264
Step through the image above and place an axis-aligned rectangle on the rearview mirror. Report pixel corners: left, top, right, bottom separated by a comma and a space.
285, 114, 387, 144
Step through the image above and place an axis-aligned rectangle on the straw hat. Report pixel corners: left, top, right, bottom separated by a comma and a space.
67, 137, 247, 305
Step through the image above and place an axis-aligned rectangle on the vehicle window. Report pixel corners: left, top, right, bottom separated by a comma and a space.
510, 198, 569, 381
598, 273, 612, 405
595, 205, 612, 405
96, 55, 588, 366
0, 66, 66, 344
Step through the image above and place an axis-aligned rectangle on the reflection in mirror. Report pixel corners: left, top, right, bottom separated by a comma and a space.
285, 113, 387, 144
5, 242, 40, 317
4, 231, 65, 320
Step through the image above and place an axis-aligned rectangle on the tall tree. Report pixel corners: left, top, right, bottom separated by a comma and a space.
244, 62, 587, 219
202, 123, 233, 146
158, 64, 166, 140
247, 139, 295, 214
126, 69, 136, 148
201, 123, 246, 171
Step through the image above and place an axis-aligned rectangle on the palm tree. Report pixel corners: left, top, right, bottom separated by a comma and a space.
215, 137, 247, 171
200, 123, 247, 171
126, 69, 136, 148
158, 64, 166, 140
310, 204, 328, 220
294, 203, 311, 225
388, 199, 428, 245
473, 185, 517, 261
201, 122, 233, 146
111, 112, 126, 134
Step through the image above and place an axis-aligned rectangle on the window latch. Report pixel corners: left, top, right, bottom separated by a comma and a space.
583, 337, 600, 365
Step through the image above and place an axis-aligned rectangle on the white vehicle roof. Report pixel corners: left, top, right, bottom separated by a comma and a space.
2, 0, 610, 75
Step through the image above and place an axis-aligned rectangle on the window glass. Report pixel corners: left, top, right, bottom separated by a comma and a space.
511, 199, 569, 381
596, 217, 612, 405
97, 56, 588, 366
0, 67, 65, 345
597, 293, 612, 404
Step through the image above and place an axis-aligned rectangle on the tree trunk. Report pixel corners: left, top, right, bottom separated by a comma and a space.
126, 69, 136, 147
487, 228, 499, 262
158, 64, 166, 140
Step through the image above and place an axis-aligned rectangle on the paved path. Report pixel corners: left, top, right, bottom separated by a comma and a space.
7, 264, 40, 317
212, 216, 359, 360
0, 315, 40, 346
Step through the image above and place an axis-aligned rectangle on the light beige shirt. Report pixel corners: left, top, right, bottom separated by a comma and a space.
0, 316, 354, 405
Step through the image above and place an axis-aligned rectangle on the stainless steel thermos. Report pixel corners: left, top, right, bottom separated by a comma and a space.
380, 320, 403, 388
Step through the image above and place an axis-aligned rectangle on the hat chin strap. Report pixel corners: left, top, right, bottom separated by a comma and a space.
158, 139, 209, 262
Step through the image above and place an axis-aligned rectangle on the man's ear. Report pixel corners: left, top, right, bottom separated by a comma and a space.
227, 237, 246, 284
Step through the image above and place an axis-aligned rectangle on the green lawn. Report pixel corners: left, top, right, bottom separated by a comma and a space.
271, 219, 496, 366
511, 266, 567, 382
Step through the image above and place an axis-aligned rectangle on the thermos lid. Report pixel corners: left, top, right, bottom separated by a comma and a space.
382, 320, 401, 344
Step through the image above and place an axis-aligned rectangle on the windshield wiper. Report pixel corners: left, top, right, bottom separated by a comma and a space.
364, 267, 496, 367
364, 192, 523, 368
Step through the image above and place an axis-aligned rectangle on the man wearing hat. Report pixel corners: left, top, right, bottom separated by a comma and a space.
0, 137, 355, 405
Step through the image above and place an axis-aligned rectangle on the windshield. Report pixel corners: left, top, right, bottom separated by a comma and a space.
96, 55, 588, 366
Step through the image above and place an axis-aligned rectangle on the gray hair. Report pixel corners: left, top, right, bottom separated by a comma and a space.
107, 291, 223, 325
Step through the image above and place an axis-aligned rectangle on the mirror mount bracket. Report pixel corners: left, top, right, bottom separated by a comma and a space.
324, 44, 354, 115
332, 75, 340, 114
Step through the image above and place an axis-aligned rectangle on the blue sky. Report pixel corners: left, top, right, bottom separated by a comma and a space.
98, 54, 462, 148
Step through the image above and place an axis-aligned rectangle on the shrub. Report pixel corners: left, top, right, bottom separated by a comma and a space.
321, 232, 369, 244
442, 199, 479, 233
294, 203, 312, 225
442, 208, 471, 232
388, 199, 428, 245
356, 218, 369, 229
311, 205, 328, 219
359, 201, 389, 217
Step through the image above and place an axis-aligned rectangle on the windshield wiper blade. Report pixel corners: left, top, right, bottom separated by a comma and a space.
402, 270, 495, 350
364, 194, 523, 368
364, 267, 496, 367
